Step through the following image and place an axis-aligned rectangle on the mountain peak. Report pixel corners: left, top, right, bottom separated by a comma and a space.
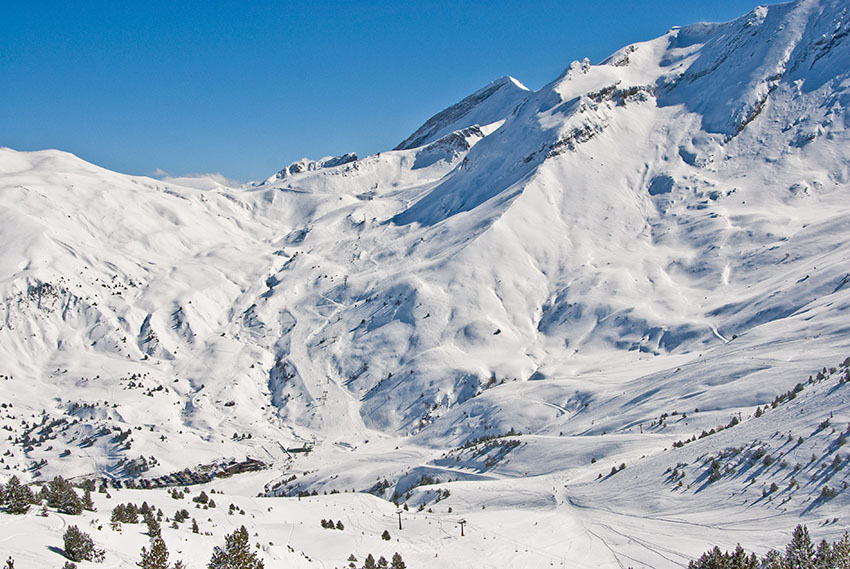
394, 76, 531, 151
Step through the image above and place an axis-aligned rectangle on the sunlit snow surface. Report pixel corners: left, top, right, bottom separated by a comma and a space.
1, 1, 850, 566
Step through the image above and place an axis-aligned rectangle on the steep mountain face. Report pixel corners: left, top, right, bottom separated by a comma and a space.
393, 76, 531, 151
0, 0, 848, 543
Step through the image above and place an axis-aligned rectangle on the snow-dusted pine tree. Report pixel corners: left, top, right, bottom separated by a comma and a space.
208, 526, 263, 569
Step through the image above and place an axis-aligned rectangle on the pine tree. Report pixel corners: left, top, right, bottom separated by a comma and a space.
785, 525, 816, 569
761, 550, 785, 569
138, 537, 169, 569
208, 525, 263, 569
832, 533, 850, 569
390, 552, 406, 569
377, 557, 388, 569
727, 544, 758, 569
381, 530, 391, 541
363, 554, 377, 569
814, 539, 834, 569
687, 546, 724, 569
113, 502, 140, 523
63, 525, 104, 562
145, 514, 162, 538
82, 488, 96, 511
144, 509, 162, 539
48, 476, 83, 515
3, 476, 33, 514
347, 554, 357, 569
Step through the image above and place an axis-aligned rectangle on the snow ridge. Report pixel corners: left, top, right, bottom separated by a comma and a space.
394, 76, 531, 150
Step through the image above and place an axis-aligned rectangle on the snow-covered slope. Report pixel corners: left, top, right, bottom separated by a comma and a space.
394, 76, 531, 151
2, 0, 850, 566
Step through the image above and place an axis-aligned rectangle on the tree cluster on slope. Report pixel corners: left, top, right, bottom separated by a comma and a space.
348, 552, 406, 569
689, 524, 849, 568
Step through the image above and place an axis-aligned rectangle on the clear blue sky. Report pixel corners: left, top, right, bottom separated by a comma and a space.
1, 1, 767, 181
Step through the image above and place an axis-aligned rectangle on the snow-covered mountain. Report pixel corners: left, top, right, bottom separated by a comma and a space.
393, 75, 531, 151
2, 1, 850, 566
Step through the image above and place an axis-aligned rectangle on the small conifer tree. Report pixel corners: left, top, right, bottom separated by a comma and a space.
727, 545, 758, 569
4, 476, 33, 514
208, 526, 263, 569
814, 539, 834, 568
785, 525, 815, 569
390, 553, 406, 569
48, 476, 83, 515
832, 533, 850, 567
145, 512, 162, 538
137, 537, 169, 569
82, 488, 96, 511
63, 525, 104, 562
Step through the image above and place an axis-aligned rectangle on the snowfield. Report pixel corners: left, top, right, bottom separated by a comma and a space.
2, 0, 850, 566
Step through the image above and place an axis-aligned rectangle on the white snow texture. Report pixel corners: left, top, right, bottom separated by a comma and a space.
2, 1, 850, 567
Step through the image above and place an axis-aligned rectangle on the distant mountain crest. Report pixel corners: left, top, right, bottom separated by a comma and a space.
264, 152, 358, 183
394, 76, 531, 150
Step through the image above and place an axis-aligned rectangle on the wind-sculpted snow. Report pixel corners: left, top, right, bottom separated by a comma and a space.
1, 2, 850, 565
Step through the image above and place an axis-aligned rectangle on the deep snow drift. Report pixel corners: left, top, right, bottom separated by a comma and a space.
1, 0, 850, 567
